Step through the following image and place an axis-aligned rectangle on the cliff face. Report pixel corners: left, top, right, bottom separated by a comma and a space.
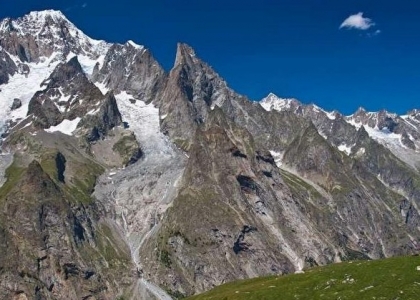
138, 48, 419, 296
0, 155, 133, 299
0, 9, 420, 300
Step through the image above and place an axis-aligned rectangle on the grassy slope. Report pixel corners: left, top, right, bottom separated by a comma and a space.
188, 256, 420, 300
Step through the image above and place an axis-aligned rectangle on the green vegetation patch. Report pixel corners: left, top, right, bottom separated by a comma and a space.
38, 148, 104, 204
112, 133, 140, 166
187, 255, 420, 300
64, 159, 104, 204
173, 138, 191, 152
0, 156, 26, 201
78, 223, 131, 270
280, 169, 322, 200
39, 150, 60, 181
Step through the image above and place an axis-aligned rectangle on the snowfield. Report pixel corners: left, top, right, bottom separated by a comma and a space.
0, 54, 60, 136
44, 118, 81, 135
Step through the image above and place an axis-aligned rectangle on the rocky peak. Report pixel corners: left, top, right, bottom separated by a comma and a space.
0, 10, 68, 34
77, 91, 123, 142
45, 56, 85, 87
21, 160, 61, 195
260, 93, 301, 112
156, 43, 239, 145
407, 109, 420, 116
0, 9, 110, 63
91, 41, 165, 101
0, 18, 14, 33
125, 40, 144, 51
174, 42, 198, 67
27, 56, 104, 128
346, 107, 401, 132
354, 106, 367, 115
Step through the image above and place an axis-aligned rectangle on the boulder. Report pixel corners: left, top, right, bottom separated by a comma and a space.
10, 98, 22, 110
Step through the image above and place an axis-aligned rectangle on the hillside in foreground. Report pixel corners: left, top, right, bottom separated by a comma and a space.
187, 256, 420, 300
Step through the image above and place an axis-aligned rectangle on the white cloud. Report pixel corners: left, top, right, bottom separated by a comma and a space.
82, 3, 88, 8
340, 12, 375, 30
367, 29, 381, 37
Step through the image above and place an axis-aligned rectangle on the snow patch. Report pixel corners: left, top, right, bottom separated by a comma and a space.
127, 40, 144, 50
338, 144, 353, 156
0, 54, 60, 136
94, 81, 109, 95
44, 117, 81, 135
326, 111, 337, 120
269, 150, 283, 168
363, 125, 406, 149
67, 53, 105, 77
346, 118, 363, 129
260, 93, 295, 112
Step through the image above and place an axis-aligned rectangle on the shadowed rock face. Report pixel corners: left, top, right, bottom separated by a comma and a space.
0, 160, 132, 300
92, 42, 166, 102
27, 57, 107, 129
11, 98, 22, 110
77, 92, 123, 142
0, 50, 17, 85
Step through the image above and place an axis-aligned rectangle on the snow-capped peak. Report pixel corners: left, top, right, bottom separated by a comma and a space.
260, 93, 299, 112
27, 9, 68, 23
126, 40, 144, 50
0, 10, 111, 62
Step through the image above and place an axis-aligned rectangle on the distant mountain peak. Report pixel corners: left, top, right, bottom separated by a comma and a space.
26, 9, 68, 22
260, 93, 300, 112
0, 9, 110, 63
0, 9, 71, 35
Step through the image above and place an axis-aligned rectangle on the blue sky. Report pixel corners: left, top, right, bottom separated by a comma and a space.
2, 0, 420, 114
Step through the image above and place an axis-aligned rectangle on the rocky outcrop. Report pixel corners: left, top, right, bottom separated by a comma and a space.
27, 56, 104, 129
10, 98, 22, 110
156, 43, 311, 154
111, 132, 143, 166
77, 92, 123, 142
0, 49, 17, 85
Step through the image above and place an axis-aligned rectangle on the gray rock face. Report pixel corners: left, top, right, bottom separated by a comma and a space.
11, 98, 22, 110
260, 94, 420, 206
156, 43, 237, 148
141, 107, 416, 296
0, 49, 17, 85
77, 92, 123, 142
92, 42, 166, 102
0, 158, 132, 300
27, 56, 104, 128
138, 45, 420, 296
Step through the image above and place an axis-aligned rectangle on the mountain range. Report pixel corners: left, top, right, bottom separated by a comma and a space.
0, 10, 419, 300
